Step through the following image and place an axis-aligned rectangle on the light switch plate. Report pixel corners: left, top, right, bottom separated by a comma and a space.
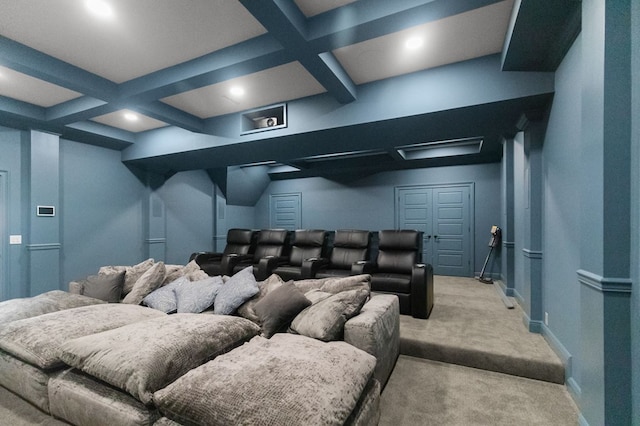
9, 235, 22, 245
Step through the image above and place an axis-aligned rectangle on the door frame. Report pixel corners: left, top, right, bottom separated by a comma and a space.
395, 182, 475, 276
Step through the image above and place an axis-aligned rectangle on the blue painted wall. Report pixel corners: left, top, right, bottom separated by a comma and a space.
540, 33, 583, 396
157, 170, 215, 264
512, 131, 526, 307
0, 126, 26, 300
1, 131, 224, 299
630, 0, 640, 421
254, 162, 501, 275
60, 139, 147, 284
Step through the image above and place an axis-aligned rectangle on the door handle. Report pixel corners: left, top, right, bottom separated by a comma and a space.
426, 235, 431, 240
434, 235, 439, 239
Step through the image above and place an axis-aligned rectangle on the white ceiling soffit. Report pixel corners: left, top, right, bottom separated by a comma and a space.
333, 0, 514, 85
293, 0, 358, 17
0, 0, 267, 83
91, 110, 168, 133
0, 65, 81, 107
161, 61, 327, 119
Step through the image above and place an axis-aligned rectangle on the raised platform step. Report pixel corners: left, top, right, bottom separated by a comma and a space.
397, 276, 565, 384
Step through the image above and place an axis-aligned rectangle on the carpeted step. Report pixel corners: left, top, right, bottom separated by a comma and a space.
400, 338, 565, 384
398, 276, 565, 384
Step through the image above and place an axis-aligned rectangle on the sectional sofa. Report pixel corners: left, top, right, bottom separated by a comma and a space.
0, 259, 400, 425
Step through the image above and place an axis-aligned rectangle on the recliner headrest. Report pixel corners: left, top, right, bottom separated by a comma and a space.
378, 230, 421, 251
333, 230, 370, 248
293, 230, 326, 247
257, 229, 289, 245
227, 229, 254, 245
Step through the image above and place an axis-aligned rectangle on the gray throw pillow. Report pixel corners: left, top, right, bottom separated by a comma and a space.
237, 274, 285, 323
289, 288, 370, 341
143, 276, 188, 313
174, 276, 224, 313
319, 274, 371, 294
100, 258, 155, 296
254, 282, 311, 338
162, 264, 184, 286
122, 262, 166, 305
81, 272, 126, 303
213, 266, 259, 315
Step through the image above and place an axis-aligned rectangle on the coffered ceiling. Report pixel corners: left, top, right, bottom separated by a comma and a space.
0, 0, 580, 178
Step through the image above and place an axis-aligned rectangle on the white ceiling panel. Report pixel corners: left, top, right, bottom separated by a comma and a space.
91, 109, 168, 133
161, 62, 327, 119
333, 0, 514, 85
0, 65, 81, 107
0, 0, 267, 83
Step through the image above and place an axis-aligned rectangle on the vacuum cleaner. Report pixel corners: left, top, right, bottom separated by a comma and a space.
477, 225, 501, 284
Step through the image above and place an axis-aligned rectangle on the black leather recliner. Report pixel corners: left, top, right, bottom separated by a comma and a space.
313, 230, 372, 278
228, 229, 291, 281
355, 230, 434, 319
190, 228, 255, 276
272, 229, 328, 281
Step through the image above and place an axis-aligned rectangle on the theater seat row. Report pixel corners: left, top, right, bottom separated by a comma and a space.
190, 228, 433, 319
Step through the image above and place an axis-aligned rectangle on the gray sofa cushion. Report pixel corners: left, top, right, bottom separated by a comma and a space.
59, 314, 260, 405
345, 377, 381, 426
290, 288, 370, 341
0, 304, 165, 369
0, 349, 54, 413
153, 333, 376, 426
49, 369, 160, 426
0, 290, 106, 326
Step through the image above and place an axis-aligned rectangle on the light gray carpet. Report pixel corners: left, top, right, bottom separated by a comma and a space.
399, 276, 565, 383
380, 355, 579, 426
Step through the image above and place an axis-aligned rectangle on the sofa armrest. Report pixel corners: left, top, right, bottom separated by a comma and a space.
344, 294, 400, 388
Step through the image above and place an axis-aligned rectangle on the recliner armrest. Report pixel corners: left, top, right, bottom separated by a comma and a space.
301, 257, 329, 278
256, 256, 289, 281
410, 263, 433, 319
352, 261, 376, 275
220, 253, 253, 276
194, 252, 224, 265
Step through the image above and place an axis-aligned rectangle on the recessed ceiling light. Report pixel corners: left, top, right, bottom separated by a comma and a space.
405, 36, 424, 50
86, 0, 113, 18
229, 86, 245, 97
124, 112, 138, 121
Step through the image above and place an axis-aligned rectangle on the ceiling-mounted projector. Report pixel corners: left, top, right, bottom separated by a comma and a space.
254, 117, 278, 128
